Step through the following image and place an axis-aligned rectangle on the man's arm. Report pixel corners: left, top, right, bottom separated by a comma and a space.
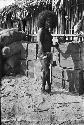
37, 28, 45, 55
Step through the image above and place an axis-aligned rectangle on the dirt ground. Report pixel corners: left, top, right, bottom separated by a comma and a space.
1, 43, 84, 125
1, 72, 84, 125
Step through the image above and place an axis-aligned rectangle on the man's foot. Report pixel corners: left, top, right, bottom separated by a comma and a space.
41, 87, 46, 94
46, 84, 51, 93
41, 89, 45, 93
46, 88, 51, 94
79, 91, 84, 96
69, 87, 75, 93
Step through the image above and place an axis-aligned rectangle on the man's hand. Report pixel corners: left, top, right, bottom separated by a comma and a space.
79, 31, 84, 37
76, 31, 84, 37
55, 42, 59, 49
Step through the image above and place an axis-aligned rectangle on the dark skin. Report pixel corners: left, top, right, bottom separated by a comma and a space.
37, 22, 53, 93
37, 27, 53, 57
37, 11, 58, 93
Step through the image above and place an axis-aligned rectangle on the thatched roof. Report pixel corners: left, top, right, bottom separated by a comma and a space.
0, 0, 52, 22
24, 0, 52, 11
0, 4, 21, 17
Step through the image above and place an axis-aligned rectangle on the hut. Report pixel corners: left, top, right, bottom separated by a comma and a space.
52, 0, 84, 94
0, 0, 52, 33
0, 0, 84, 94
26, 0, 84, 94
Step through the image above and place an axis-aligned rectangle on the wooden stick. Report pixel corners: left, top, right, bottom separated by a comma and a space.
29, 34, 83, 37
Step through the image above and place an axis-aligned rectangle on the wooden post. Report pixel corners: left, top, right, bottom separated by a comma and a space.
26, 43, 28, 77
62, 68, 65, 89
36, 43, 38, 59
50, 63, 52, 84
62, 0, 66, 34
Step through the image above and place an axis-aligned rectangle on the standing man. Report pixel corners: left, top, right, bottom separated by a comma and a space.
37, 10, 57, 93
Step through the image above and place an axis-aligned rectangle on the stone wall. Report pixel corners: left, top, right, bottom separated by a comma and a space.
29, 41, 84, 92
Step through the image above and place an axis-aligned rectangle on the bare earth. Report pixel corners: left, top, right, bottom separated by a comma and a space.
1, 73, 84, 125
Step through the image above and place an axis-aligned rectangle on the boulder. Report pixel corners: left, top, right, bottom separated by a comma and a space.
2, 41, 27, 76
2, 42, 25, 58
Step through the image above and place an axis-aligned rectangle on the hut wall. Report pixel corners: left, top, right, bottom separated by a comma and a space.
27, 0, 84, 35
52, 0, 84, 34
51, 0, 84, 92
25, 1, 52, 36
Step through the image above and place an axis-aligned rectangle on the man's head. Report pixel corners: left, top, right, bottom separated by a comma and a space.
37, 10, 58, 30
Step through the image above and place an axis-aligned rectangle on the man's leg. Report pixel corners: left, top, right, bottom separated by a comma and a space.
40, 57, 51, 93
45, 65, 51, 93
68, 70, 75, 93
41, 70, 46, 92
40, 59, 46, 92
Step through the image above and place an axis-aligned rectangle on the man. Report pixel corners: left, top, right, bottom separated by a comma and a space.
37, 10, 57, 94
37, 26, 53, 93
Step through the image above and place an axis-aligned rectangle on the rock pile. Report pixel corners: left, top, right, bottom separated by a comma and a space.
0, 28, 27, 77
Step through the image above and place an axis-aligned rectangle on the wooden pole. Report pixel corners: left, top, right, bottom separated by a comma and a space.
26, 43, 28, 77
36, 43, 38, 59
